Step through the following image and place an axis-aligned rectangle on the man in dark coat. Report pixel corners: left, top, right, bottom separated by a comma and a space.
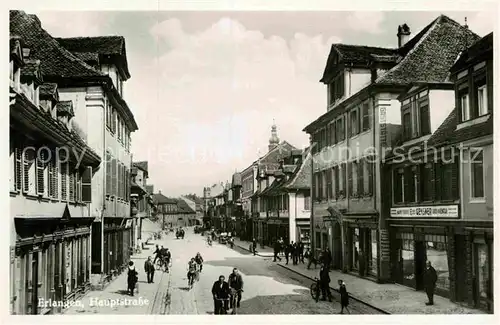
358, 250, 366, 277
338, 279, 350, 314
292, 242, 299, 265
323, 248, 332, 270
212, 275, 231, 314
144, 256, 155, 283
285, 243, 292, 265
127, 261, 138, 296
298, 241, 305, 263
423, 261, 438, 305
273, 239, 282, 262
319, 266, 332, 301
228, 268, 244, 308
252, 238, 257, 256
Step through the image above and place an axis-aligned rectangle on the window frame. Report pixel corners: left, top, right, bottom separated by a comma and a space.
350, 108, 359, 137
470, 149, 485, 201
361, 102, 370, 132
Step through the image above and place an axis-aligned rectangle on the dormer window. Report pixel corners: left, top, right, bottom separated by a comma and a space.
456, 64, 491, 123
401, 90, 430, 141
329, 72, 345, 105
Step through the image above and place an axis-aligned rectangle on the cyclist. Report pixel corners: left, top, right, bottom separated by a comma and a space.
195, 252, 204, 273
228, 267, 244, 308
207, 235, 213, 246
187, 258, 198, 286
153, 245, 161, 264
163, 248, 172, 272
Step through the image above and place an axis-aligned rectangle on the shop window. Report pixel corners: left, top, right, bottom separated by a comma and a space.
369, 229, 378, 277
425, 234, 449, 291
401, 234, 415, 282
352, 228, 360, 270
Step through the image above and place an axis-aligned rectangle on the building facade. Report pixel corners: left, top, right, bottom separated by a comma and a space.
9, 13, 102, 314
385, 32, 493, 312
303, 15, 478, 282
130, 161, 153, 251
256, 149, 312, 247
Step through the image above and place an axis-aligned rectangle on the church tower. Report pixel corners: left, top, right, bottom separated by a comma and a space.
268, 121, 279, 152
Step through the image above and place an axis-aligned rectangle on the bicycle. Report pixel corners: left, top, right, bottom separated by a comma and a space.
230, 289, 243, 314
187, 271, 196, 289
155, 257, 169, 272
310, 277, 321, 303
214, 298, 230, 315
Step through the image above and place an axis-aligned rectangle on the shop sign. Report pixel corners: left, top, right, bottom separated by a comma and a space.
390, 205, 458, 218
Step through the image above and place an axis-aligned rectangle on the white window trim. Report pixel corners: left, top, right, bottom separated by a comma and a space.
461, 93, 470, 122
477, 84, 488, 116
469, 149, 486, 203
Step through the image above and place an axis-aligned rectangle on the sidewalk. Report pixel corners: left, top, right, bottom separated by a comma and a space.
277, 261, 484, 314
232, 238, 275, 257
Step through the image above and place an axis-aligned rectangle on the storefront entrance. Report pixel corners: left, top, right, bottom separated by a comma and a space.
414, 240, 427, 291
332, 222, 342, 270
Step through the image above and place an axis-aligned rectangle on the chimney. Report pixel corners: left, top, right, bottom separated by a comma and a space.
158, 190, 162, 195
397, 24, 411, 48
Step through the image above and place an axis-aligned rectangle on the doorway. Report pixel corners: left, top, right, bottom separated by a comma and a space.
31, 252, 39, 315
415, 241, 427, 291
332, 223, 342, 269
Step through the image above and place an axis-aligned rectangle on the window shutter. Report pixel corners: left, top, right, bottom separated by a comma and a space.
393, 169, 402, 203
106, 153, 111, 195
326, 124, 330, 147
334, 166, 339, 197
36, 150, 45, 196
342, 162, 347, 193
82, 166, 92, 203
362, 103, 370, 131
358, 159, 364, 195
368, 159, 374, 194
54, 160, 59, 199
420, 104, 430, 135
48, 159, 54, 198
23, 149, 32, 193
15, 147, 22, 191
451, 160, 459, 200
331, 122, 337, 144
403, 167, 411, 203
112, 159, 117, 196
434, 162, 442, 201
126, 169, 130, 200
69, 167, 75, 201
61, 162, 67, 201
339, 73, 345, 98
347, 162, 353, 196
415, 165, 422, 202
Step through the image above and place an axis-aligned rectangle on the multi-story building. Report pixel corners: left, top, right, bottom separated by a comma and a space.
9, 14, 102, 314
303, 15, 477, 282
385, 32, 493, 312
256, 149, 312, 247
240, 123, 296, 243
152, 192, 177, 229
130, 161, 153, 251
230, 172, 244, 236
11, 12, 139, 284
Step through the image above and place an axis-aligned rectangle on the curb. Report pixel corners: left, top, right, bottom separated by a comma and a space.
277, 263, 390, 314
234, 243, 274, 258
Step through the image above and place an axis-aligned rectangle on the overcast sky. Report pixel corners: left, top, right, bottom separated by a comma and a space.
34, 10, 494, 196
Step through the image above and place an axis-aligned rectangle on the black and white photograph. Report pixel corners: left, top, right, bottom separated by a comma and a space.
6, 0, 497, 318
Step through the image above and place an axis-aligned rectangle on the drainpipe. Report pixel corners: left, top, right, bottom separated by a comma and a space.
101, 94, 107, 276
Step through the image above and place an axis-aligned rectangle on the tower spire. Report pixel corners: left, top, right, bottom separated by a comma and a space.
268, 120, 279, 152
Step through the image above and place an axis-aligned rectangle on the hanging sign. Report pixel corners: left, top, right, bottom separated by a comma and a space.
390, 205, 458, 218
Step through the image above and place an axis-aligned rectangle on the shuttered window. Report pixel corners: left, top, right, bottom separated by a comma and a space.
402, 108, 411, 141
420, 102, 431, 135
112, 159, 117, 196
403, 167, 413, 203
434, 162, 442, 201
334, 166, 339, 197
76, 171, 82, 202
330, 122, 336, 145
367, 158, 374, 194
36, 150, 46, 196
341, 163, 347, 195
359, 159, 366, 195
422, 163, 434, 201
82, 166, 92, 203
106, 152, 112, 196
441, 161, 459, 201
15, 146, 22, 191
53, 159, 59, 200
48, 159, 54, 198
23, 148, 35, 193
336, 117, 345, 142
61, 162, 68, 201
125, 168, 129, 200
69, 168, 75, 202
326, 168, 332, 199
350, 109, 359, 137
347, 162, 353, 197
362, 103, 370, 132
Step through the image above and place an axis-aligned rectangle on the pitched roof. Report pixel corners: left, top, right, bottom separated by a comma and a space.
39, 83, 58, 99
134, 161, 148, 173
177, 199, 196, 214
285, 152, 312, 190
335, 44, 397, 63
10, 11, 105, 79
427, 110, 458, 146
56, 36, 130, 79
376, 15, 480, 85
72, 52, 100, 64
56, 100, 74, 117
152, 193, 176, 204
450, 32, 493, 72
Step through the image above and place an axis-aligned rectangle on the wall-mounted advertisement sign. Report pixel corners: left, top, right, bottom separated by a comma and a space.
390, 205, 458, 218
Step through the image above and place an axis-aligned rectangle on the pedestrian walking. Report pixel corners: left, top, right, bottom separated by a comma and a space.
338, 280, 350, 314
423, 261, 438, 306
127, 261, 138, 296
252, 238, 257, 256
144, 256, 155, 283
284, 243, 291, 265
319, 266, 332, 302
273, 239, 282, 262
358, 249, 366, 276
323, 248, 332, 270
292, 242, 299, 265
298, 241, 305, 263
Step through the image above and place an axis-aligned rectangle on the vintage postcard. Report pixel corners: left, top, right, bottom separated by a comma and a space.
5, 0, 496, 320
